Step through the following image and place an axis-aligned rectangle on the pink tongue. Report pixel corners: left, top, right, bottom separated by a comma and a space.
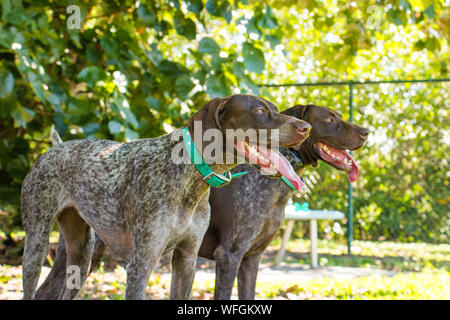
266, 148, 305, 191
346, 153, 359, 183
324, 144, 360, 184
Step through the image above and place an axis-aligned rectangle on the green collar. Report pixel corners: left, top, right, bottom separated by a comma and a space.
281, 176, 297, 191
182, 127, 247, 188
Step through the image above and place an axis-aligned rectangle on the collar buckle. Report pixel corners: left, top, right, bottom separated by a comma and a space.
203, 171, 232, 186
182, 127, 244, 188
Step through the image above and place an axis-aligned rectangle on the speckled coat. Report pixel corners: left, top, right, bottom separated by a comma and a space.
21, 94, 310, 300
21, 130, 213, 300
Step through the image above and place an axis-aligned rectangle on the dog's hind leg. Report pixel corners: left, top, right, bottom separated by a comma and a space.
34, 232, 67, 299
170, 242, 198, 300
89, 236, 107, 273
22, 221, 53, 300
36, 233, 106, 299
56, 207, 95, 300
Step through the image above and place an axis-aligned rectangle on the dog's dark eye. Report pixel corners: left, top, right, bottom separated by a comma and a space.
325, 117, 335, 123
254, 108, 267, 114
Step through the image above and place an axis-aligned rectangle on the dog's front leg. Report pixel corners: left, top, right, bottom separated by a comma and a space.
213, 246, 244, 300
170, 246, 197, 300
125, 232, 168, 300
237, 253, 262, 300
125, 258, 151, 300
170, 196, 210, 300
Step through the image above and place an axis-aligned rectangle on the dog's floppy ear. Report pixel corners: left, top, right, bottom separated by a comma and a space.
281, 104, 312, 120
213, 96, 232, 130
188, 96, 232, 131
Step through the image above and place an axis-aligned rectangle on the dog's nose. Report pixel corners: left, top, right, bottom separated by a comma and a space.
359, 128, 369, 140
295, 122, 311, 136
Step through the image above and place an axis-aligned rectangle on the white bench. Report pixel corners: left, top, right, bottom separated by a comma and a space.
274, 205, 344, 268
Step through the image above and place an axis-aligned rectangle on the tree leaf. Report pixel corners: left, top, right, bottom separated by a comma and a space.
77, 66, 108, 87
5, 8, 28, 26
175, 74, 195, 99
146, 97, 161, 110
0, 70, 14, 98
67, 100, 90, 115
206, 73, 230, 98
11, 105, 35, 128
125, 127, 139, 141
245, 17, 262, 38
100, 36, 119, 57
137, 4, 157, 25
232, 61, 245, 78
239, 75, 260, 95
174, 13, 197, 40
423, 5, 435, 19
206, 0, 220, 17
265, 35, 281, 49
388, 9, 407, 26
257, 5, 278, 29
220, 1, 232, 23
108, 120, 123, 135
158, 60, 185, 77
242, 42, 265, 73
122, 107, 139, 129
198, 37, 220, 55
82, 122, 101, 136
86, 44, 102, 63
206, 0, 231, 22
186, 0, 203, 13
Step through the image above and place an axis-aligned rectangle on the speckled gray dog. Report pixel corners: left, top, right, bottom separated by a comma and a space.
21, 94, 310, 300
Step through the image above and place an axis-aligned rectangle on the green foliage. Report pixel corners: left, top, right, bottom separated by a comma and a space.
0, 70, 14, 98
242, 42, 265, 73
0, 0, 448, 244
268, 82, 449, 244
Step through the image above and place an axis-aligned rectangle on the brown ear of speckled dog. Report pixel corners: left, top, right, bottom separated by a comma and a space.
188, 97, 232, 131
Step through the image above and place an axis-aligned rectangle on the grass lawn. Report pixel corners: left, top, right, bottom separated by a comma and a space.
257, 239, 450, 299
266, 239, 450, 272
0, 239, 449, 300
255, 271, 449, 299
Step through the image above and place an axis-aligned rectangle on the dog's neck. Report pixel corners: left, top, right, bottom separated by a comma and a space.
185, 126, 238, 175
163, 128, 237, 197
293, 139, 319, 170
280, 147, 305, 176
134, 129, 230, 211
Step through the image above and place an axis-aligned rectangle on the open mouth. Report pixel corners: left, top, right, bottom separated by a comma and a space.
315, 141, 359, 183
235, 140, 305, 191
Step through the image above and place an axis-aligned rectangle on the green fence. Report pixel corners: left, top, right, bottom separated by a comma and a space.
260, 78, 450, 253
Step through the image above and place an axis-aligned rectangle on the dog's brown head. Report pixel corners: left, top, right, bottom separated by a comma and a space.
188, 94, 311, 190
282, 104, 369, 183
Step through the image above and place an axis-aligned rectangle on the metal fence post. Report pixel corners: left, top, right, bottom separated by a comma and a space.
347, 81, 354, 256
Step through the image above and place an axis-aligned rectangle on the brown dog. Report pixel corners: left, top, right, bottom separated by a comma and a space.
26, 95, 310, 300
199, 104, 369, 299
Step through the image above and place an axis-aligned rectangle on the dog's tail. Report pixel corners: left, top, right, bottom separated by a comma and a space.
50, 126, 63, 146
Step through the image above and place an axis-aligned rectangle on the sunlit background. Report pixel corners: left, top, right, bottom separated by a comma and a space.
0, 0, 448, 299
